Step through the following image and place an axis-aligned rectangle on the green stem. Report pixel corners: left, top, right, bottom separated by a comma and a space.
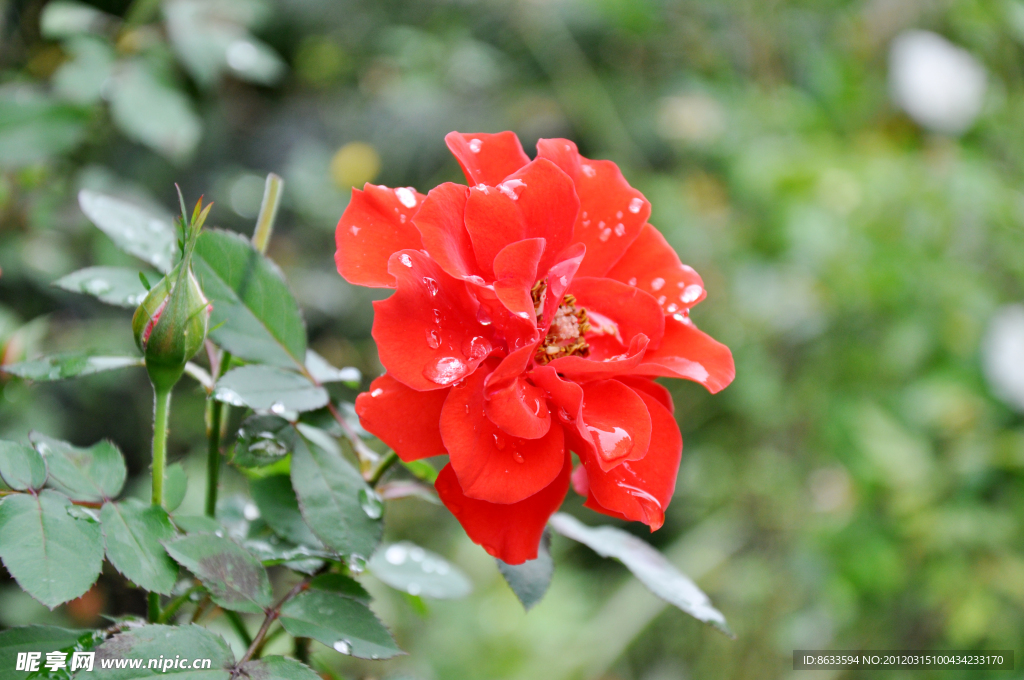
368, 451, 398, 486
205, 351, 233, 517
252, 174, 284, 253
225, 610, 253, 647
148, 385, 172, 623
157, 584, 203, 623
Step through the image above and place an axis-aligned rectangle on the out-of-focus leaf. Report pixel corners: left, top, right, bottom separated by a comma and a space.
235, 656, 320, 680
2, 354, 142, 381
164, 0, 286, 86
377, 480, 439, 504
290, 425, 382, 559
108, 60, 202, 165
0, 490, 103, 608
101, 499, 178, 595
401, 459, 439, 484
54, 266, 150, 307
51, 36, 116, 105
279, 588, 402, 660
78, 190, 179, 273
369, 541, 472, 599
39, 0, 110, 38
165, 463, 188, 513
193, 229, 307, 369
214, 365, 328, 413
93, 624, 233, 679
0, 86, 90, 168
30, 432, 126, 502
549, 513, 733, 637
250, 474, 324, 548
497, 529, 553, 611
163, 534, 273, 614
0, 440, 47, 491
172, 515, 222, 534
232, 414, 294, 469
305, 350, 361, 385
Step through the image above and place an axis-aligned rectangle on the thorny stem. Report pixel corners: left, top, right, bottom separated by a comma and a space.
204, 350, 231, 518
240, 579, 310, 664
148, 385, 172, 623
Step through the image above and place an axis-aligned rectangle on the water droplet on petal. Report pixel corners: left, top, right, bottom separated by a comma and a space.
512, 450, 524, 464
371, 388, 384, 397
666, 302, 679, 313
423, 356, 469, 385
469, 138, 483, 153
599, 228, 612, 242
581, 164, 596, 177
476, 306, 492, 325
433, 308, 442, 323
426, 329, 441, 349
422, 277, 439, 296
681, 284, 703, 304
650, 277, 665, 291
394, 187, 418, 208
497, 179, 527, 201
629, 197, 644, 213
587, 424, 634, 462
333, 640, 352, 655
359, 488, 384, 519
627, 277, 637, 287
399, 254, 413, 267
618, 483, 664, 527
461, 335, 491, 360
493, 433, 506, 450
385, 543, 408, 565
614, 223, 626, 236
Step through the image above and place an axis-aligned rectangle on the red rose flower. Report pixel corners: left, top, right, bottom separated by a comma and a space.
338, 132, 734, 564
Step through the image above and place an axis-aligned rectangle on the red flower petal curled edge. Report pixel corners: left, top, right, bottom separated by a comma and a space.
338, 131, 735, 564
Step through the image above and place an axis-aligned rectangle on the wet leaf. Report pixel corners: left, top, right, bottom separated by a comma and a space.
93, 624, 233, 679
369, 541, 472, 599
0, 440, 47, 491
250, 474, 324, 549
163, 534, 273, 614
305, 350, 360, 386
2, 354, 143, 382
232, 415, 294, 469
497, 529, 553, 611
101, 499, 179, 595
0, 625, 103, 676
54, 266, 150, 308
30, 433, 126, 502
78, 190, 179, 274
0, 491, 103, 608
214, 365, 328, 413
279, 588, 401, 660
234, 656, 320, 680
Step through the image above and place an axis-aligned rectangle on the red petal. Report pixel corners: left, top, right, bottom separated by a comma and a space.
485, 375, 552, 439
445, 131, 531, 187
580, 379, 652, 471
355, 374, 448, 462
493, 238, 545, 320
413, 183, 481, 280
547, 333, 649, 382
580, 389, 681, 530
335, 184, 425, 287
372, 250, 492, 391
440, 363, 565, 503
537, 242, 586, 335
570, 276, 665, 349
529, 364, 590, 444
435, 453, 571, 564
617, 376, 674, 414
536, 138, 650, 278
464, 159, 579, 278
633, 316, 735, 394
605, 223, 706, 314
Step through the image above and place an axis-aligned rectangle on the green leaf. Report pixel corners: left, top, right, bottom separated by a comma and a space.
0, 440, 47, 491
235, 656, 320, 680
78, 190, 179, 274
279, 589, 402, 660
0, 625, 103, 677
401, 459, 439, 484
166, 462, 188, 512
30, 432, 127, 502
232, 415, 294, 469
54, 266, 150, 307
193, 229, 307, 369
308, 572, 371, 603
2, 354, 143, 381
0, 85, 89, 168
549, 513, 733, 637
497, 529, 554, 611
163, 534, 273, 614
305, 350, 361, 385
0, 490, 103, 608
241, 537, 330, 574
250, 474, 324, 549
93, 624, 233, 679
214, 365, 328, 413
108, 60, 202, 164
369, 542, 472, 600
172, 515, 222, 534
39, 0, 109, 38
51, 35, 116, 105
290, 426, 382, 559
101, 499, 179, 595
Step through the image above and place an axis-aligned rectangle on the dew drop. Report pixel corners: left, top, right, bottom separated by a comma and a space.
406, 583, 422, 596
422, 277, 439, 296
349, 225, 360, 235
628, 197, 644, 214
666, 302, 679, 313
461, 335, 491, 360
348, 554, 367, 574
681, 284, 703, 304
558, 408, 573, 422
559, 275, 568, 287
650, 277, 666, 291
395, 187, 418, 208
371, 388, 384, 397
359, 488, 384, 519
423, 356, 469, 385
242, 503, 260, 521
409, 546, 425, 561
399, 254, 413, 267
426, 329, 441, 349
587, 424, 634, 462
614, 223, 626, 237
627, 277, 637, 286
333, 640, 352, 655
498, 179, 527, 201
476, 306, 493, 326
493, 433, 506, 450
433, 309, 442, 324
512, 450, 524, 464
599, 227, 612, 242
581, 164, 596, 177
269, 401, 286, 415
385, 543, 408, 565
469, 138, 483, 153
657, 295, 666, 305
83, 278, 112, 296
399, 214, 407, 223
617, 482, 664, 527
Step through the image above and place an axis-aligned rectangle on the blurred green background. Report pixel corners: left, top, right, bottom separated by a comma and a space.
4, 0, 1024, 678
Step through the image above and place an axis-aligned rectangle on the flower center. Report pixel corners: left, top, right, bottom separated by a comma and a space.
532, 280, 591, 365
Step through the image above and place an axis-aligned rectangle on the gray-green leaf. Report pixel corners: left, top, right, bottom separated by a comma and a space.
163, 534, 273, 614
39, 0, 109, 38
30, 432, 126, 502
101, 499, 179, 595
250, 474, 324, 549
54, 266, 150, 307
93, 624, 233, 679
0, 440, 47, 491
290, 426, 382, 559
232, 415, 294, 469
0, 85, 89, 168
549, 513, 733, 637
0, 490, 103, 608
78, 190, 179, 273
235, 656, 320, 680
305, 350, 360, 385
369, 542, 472, 600
279, 588, 402, 660
2, 354, 143, 381
214, 365, 327, 413
193, 229, 307, 369
497, 529, 554, 611
0, 625, 103, 676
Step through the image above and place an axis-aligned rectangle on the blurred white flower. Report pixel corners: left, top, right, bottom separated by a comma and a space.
982, 304, 1024, 412
656, 93, 725, 144
888, 30, 986, 135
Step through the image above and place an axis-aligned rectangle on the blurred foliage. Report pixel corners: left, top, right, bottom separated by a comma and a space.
4, 0, 1024, 678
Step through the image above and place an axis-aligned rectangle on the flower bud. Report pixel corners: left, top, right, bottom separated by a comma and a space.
132, 262, 212, 391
